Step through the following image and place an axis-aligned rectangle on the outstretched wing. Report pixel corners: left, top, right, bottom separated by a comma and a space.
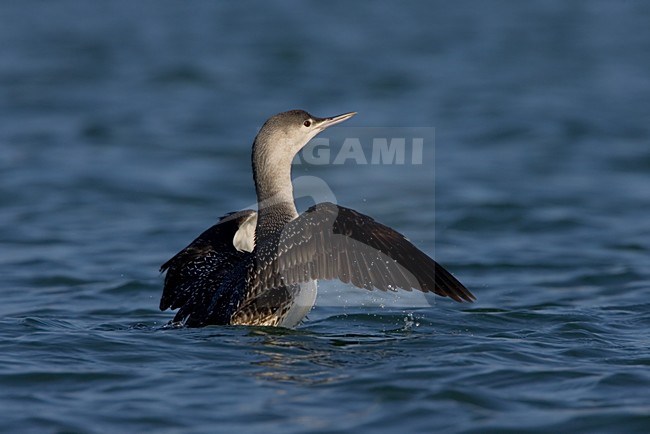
246, 202, 473, 303
159, 210, 257, 317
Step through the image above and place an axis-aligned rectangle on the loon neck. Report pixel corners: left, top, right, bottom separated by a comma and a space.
252, 138, 299, 242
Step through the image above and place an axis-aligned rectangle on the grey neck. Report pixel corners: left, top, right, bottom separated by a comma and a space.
251, 137, 299, 242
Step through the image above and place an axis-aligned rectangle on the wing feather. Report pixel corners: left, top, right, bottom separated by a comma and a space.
247, 202, 474, 303
159, 210, 256, 314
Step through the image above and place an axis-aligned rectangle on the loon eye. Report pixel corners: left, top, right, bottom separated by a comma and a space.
303, 120, 312, 127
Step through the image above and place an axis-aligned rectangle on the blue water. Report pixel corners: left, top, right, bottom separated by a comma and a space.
2, 1, 650, 433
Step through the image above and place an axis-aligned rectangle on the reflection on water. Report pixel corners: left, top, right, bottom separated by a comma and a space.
248, 323, 411, 385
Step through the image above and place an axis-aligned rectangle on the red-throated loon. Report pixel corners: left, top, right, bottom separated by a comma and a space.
159, 110, 474, 327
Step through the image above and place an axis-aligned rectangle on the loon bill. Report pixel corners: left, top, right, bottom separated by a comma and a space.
159, 110, 474, 328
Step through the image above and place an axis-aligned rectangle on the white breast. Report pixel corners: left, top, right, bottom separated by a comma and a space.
278, 280, 318, 328
233, 212, 257, 253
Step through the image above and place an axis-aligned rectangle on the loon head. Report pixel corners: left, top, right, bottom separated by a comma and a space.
254, 109, 356, 159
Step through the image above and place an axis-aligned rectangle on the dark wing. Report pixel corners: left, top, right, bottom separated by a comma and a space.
248, 202, 474, 303
159, 210, 256, 315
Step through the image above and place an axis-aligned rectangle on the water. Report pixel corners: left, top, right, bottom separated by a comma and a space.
1, 1, 650, 432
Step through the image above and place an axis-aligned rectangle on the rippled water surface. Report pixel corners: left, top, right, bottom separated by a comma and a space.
2, 1, 650, 433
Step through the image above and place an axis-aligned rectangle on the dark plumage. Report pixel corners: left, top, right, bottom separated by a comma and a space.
159, 210, 255, 325
160, 110, 474, 327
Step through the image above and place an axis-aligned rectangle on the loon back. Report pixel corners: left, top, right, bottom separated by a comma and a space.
159, 202, 474, 327
159, 210, 256, 325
